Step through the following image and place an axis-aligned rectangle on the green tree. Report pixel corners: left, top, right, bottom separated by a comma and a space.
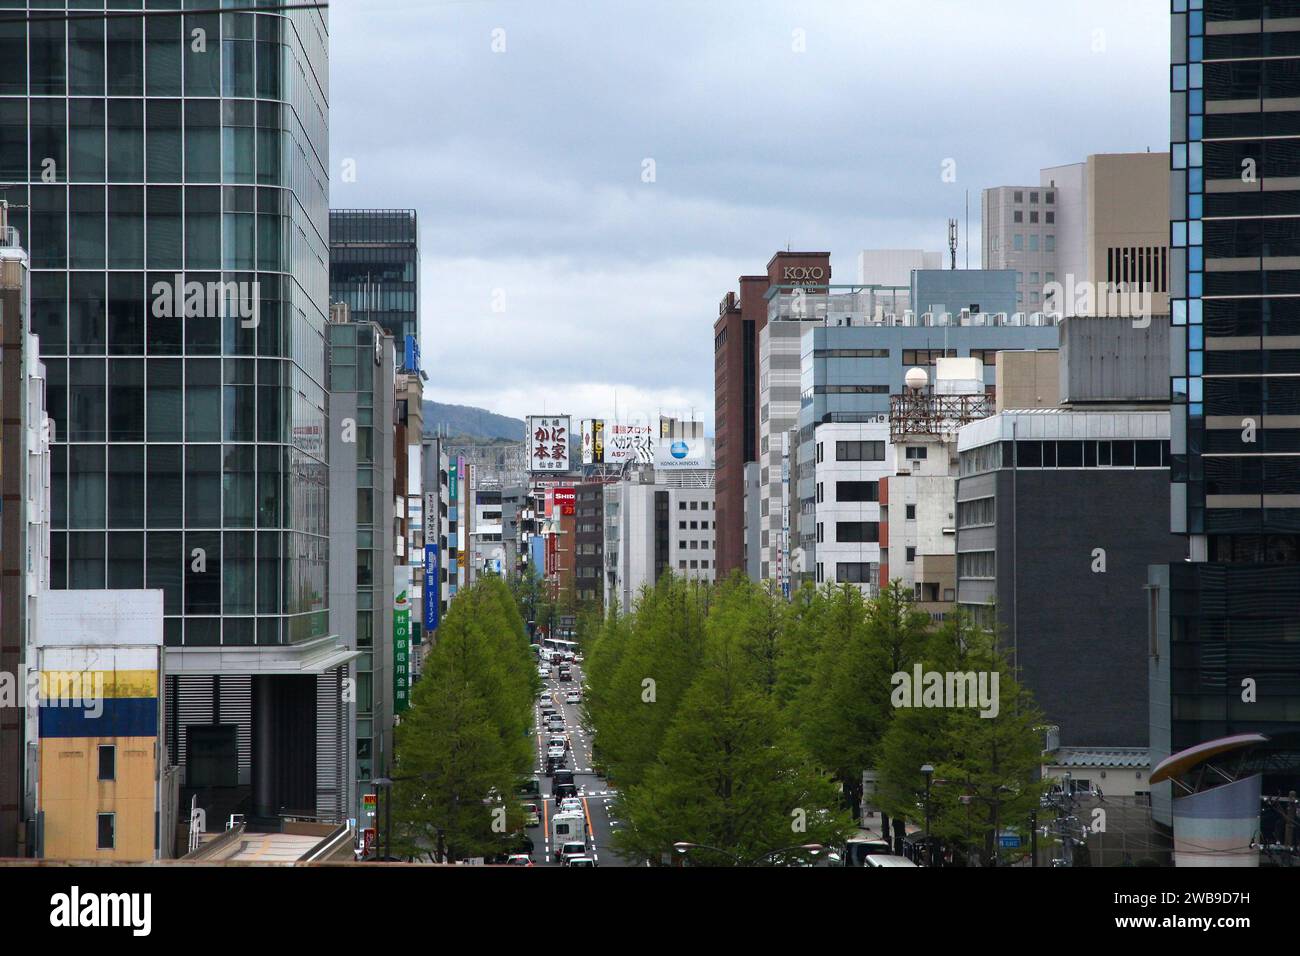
613, 616, 852, 865
390, 578, 536, 862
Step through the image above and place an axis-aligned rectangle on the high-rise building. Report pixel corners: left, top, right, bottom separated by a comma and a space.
1147, 0, 1300, 834
329, 209, 419, 349
0, 5, 350, 828
983, 154, 1171, 317
782, 286, 1060, 591
326, 310, 395, 821
713, 252, 830, 580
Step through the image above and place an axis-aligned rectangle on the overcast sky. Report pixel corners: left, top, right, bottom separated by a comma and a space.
329, 0, 1169, 431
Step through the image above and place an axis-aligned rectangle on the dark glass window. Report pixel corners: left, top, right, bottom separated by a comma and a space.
98, 745, 116, 782
96, 814, 114, 851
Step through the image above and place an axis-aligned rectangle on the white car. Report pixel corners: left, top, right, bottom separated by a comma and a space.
537, 666, 549, 678
559, 842, 587, 865
566, 856, 596, 868
559, 797, 584, 815
565, 692, 581, 704
547, 745, 566, 761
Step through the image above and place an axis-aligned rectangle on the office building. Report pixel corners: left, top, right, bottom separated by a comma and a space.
1145, 0, 1300, 838
329, 209, 419, 348
983, 153, 1171, 316
603, 467, 716, 614
956, 316, 1180, 749
574, 482, 605, 608
782, 288, 1060, 589
713, 251, 830, 580
0, 5, 353, 828
327, 310, 395, 819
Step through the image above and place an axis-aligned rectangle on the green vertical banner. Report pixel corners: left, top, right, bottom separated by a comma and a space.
394, 583, 411, 714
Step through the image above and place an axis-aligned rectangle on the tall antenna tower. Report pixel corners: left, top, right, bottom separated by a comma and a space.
947, 219, 959, 270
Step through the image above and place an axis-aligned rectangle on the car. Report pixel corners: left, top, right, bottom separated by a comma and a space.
540, 706, 556, 719
554, 782, 578, 803
547, 719, 565, 732
522, 803, 541, 826
559, 797, 584, 815
548, 735, 568, 752
517, 777, 541, 799
565, 691, 581, 704
557, 670, 571, 683
566, 856, 596, 868
559, 842, 587, 865
537, 667, 550, 678
506, 854, 534, 866
547, 746, 567, 762
864, 854, 919, 868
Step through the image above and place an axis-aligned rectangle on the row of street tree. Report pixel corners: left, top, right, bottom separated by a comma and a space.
583, 573, 1049, 866
389, 577, 538, 863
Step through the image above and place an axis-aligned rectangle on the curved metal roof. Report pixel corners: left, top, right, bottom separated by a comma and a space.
1149, 733, 1269, 784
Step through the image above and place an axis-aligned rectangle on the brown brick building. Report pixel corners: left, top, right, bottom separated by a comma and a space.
713, 251, 831, 578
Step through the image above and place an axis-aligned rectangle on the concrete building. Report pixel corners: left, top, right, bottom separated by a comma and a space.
879, 359, 993, 618
857, 249, 944, 290
1, 212, 53, 857
574, 483, 605, 609
31, 590, 175, 861
784, 291, 1061, 589
327, 312, 395, 819
603, 465, 716, 615
713, 252, 831, 581
808, 421, 891, 591
955, 316, 1181, 750
995, 349, 1060, 412
983, 153, 1171, 318
910, 269, 1018, 321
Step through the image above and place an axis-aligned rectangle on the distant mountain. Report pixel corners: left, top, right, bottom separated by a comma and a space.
423, 401, 526, 442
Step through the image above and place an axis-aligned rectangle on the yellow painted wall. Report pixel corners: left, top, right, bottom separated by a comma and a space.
39, 737, 157, 861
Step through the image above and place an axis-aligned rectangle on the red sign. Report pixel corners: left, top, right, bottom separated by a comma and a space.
554, 488, 576, 516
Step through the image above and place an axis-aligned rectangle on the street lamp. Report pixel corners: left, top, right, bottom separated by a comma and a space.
920, 764, 935, 867
673, 841, 824, 867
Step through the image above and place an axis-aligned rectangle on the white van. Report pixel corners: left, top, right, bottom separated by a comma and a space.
551, 811, 588, 853
864, 854, 918, 868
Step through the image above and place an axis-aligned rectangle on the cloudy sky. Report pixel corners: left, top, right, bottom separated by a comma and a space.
329, 0, 1169, 430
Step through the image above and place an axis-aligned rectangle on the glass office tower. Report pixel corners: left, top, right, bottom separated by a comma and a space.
329, 208, 419, 348
0, 3, 346, 824
1154, 0, 1300, 826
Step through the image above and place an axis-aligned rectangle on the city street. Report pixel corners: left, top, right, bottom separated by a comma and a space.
529, 658, 627, 867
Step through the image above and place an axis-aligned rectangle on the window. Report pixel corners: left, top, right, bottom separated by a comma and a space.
97, 813, 115, 850
1013, 234, 1024, 251
1014, 210, 1023, 223
1013, 191, 1023, 202
906, 504, 916, 520
906, 547, 916, 562
958, 551, 995, 578
905, 447, 928, 460
1030, 211, 1039, 223
958, 497, 994, 528
1029, 234, 1039, 252
836, 441, 885, 462
98, 745, 116, 781
1046, 211, 1055, 224
1045, 234, 1055, 252
903, 348, 956, 366
836, 481, 878, 503
836, 563, 875, 584
836, 521, 879, 543
1045, 191, 1054, 203
1030, 191, 1039, 203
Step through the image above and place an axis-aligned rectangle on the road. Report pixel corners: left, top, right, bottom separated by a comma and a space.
528, 656, 628, 867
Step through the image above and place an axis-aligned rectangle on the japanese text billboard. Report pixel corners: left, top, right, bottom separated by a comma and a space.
529, 416, 571, 472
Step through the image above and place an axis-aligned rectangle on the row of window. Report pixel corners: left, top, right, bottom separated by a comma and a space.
959, 440, 1171, 474
814, 521, 880, 544
815, 440, 888, 464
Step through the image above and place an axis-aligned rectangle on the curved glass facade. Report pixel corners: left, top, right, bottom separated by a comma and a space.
0, 2, 331, 646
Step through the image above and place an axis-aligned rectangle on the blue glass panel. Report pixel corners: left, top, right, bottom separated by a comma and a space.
1189, 327, 1203, 349
1172, 66, 1188, 91
1190, 90, 1203, 114
1189, 169, 1203, 192
1189, 194, 1203, 218
1189, 220, 1203, 245
1189, 142, 1202, 167
1189, 272, 1203, 296
1189, 351, 1203, 375
1189, 116, 1203, 140
1172, 144, 1187, 169
1190, 248, 1203, 270
1189, 299, 1202, 324
1173, 300, 1187, 325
